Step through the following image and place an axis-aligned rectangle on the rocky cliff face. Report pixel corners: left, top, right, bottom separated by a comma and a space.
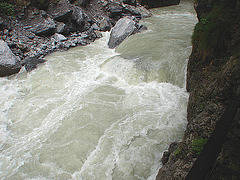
157, 0, 240, 179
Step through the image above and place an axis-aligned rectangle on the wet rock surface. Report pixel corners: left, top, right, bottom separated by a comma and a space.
23, 57, 47, 72
108, 16, 144, 48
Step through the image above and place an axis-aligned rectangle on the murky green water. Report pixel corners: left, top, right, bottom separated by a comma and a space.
0, 1, 197, 179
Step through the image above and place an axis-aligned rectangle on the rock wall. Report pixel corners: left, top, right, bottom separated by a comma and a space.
156, 0, 240, 179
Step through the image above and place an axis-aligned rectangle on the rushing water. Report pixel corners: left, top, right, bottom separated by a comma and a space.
0, 1, 197, 179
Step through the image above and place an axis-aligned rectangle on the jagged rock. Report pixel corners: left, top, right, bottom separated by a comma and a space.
78, 9, 94, 31
91, 23, 100, 30
108, 17, 138, 48
47, 0, 73, 22
98, 17, 112, 31
0, 40, 21, 77
71, 5, 86, 29
23, 57, 47, 72
52, 33, 68, 42
75, 0, 90, 7
123, 0, 137, 6
123, 4, 141, 17
93, 30, 103, 39
139, 0, 180, 8
123, 4, 151, 18
22, 14, 56, 36
65, 21, 77, 34
107, 2, 123, 18
135, 6, 152, 18
55, 22, 67, 34
31, 0, 50, 10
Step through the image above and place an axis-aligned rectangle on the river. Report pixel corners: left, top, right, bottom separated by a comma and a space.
0, 1, 197, 179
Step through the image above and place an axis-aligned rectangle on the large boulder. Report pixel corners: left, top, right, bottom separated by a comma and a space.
107, 2, 123, 18
47, 0, 73, 22
74, 0, 90, 7
30, 0, 50, 10
123, 4, 152, 18
27, 17, 56, 36
123, 0, 137, 6
108, 17, 138, 49
71, 5, 93, 31
23, 57, 47, 72
21, 9, 56, 36
0, 40, 21, 77
139, 0, 180, 8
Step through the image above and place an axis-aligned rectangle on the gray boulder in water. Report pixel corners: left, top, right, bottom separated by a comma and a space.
23, 57, 47, 72
108, 17, 137, 49
0, 40, 21, 77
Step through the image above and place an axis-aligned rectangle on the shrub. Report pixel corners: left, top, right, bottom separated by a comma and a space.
191, 138, 208, 155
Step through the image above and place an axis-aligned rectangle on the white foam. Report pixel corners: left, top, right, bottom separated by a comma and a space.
0, 1, 197, 178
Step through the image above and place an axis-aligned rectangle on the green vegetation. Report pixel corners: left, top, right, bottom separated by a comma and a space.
174, 147, 182, 156
0, 2, 16, 17
192, 0, 240, 56
192, 8, 232, 53
0, 0, 60, 15
174, 144, 185, 157
191, 138, 208, 155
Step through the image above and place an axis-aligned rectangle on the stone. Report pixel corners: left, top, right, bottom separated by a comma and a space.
23, 57, 47, 72
123, 5, 151, 18
55, 22, 67, 34
52, 33, 68, 42
75, 0, 90, 7
0, 40, 21, 77
31, 0, 50, 10
107, 2, 123, 18
98, 17, 112, 31
123, 4, 141, 17
71, 5, 85, 29
22, 15, 56, 36
91, 23, 100, 30
47, 0, 73, 22
135, 6, 152, 18
108, 17, 137, 49
123, 0, 137, 6
139, 0, 180, 8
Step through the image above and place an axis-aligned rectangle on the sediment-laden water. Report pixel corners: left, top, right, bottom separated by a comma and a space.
0, 1, 197, 179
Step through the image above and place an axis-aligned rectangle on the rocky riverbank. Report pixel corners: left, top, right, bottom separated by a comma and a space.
0, 0, 154, 76
157, 0, 240, 179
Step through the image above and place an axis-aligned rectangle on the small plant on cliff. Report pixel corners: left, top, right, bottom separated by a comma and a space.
174, 147, 182, 156
191, 138, 208, 155
0, 2, 16, 17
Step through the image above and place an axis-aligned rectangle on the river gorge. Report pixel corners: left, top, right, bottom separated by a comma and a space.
0, 1, 198, 179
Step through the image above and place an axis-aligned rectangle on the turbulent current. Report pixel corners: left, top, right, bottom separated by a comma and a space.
0, 1, 197, 179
